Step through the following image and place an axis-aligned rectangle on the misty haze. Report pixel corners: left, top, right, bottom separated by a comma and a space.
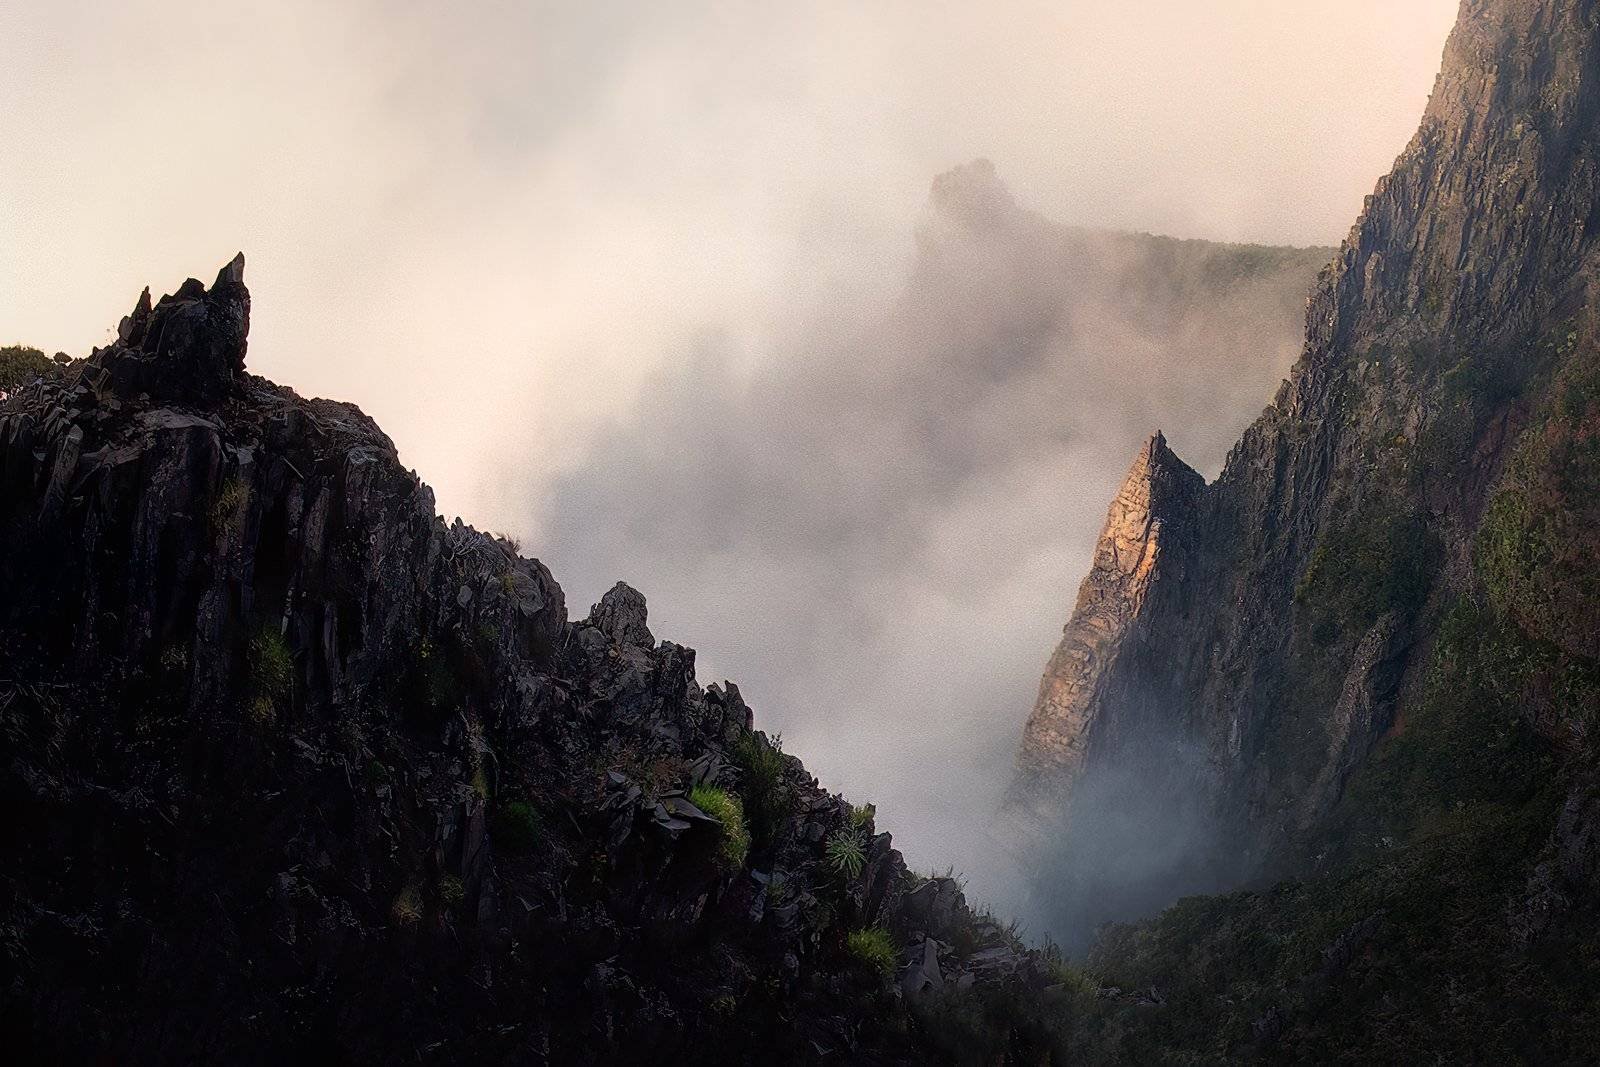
534, 159, 1331, 936
11, 0, 1597, 1061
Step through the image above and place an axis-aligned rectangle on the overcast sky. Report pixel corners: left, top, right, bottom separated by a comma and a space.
4, 1, 1456, 519
1, 0, 1460, 923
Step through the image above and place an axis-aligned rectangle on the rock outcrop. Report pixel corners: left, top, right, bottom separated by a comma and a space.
0, 262, 1049, 1064
105, 253, 251, 403
587, 580, 656, 649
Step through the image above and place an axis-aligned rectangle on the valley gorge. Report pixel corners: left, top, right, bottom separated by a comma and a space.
5, 0, 1600, 1062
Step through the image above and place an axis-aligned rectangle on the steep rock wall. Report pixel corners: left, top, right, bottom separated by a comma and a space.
1016, 0, 1600, 877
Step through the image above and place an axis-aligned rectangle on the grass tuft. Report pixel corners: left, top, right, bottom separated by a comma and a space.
690, 783, 751, 868
846, 926, 898, 977
826, 828, 866, 880
390, 883, 423, 926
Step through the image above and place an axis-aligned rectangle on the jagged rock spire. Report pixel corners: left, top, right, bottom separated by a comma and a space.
116, 287, 152, 344
1014, 432, 1203, 795
96, 253, 251, 404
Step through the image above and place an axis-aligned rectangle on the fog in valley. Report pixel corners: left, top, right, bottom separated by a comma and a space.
2, 0, 1459, 940
537, 163, 1332, 933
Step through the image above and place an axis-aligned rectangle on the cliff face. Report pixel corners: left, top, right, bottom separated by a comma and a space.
0, 263, 1046, 1063
1017, 0, 1600, 877
1016, 433, 1201, 796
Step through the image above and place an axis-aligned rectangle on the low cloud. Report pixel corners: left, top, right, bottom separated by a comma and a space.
533, 162, 1329, 932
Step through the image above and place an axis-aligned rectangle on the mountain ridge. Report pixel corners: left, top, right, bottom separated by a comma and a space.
1016, 0, 1600, 866
0, 259, 1060, 1063
1007, 0, 1600, 1054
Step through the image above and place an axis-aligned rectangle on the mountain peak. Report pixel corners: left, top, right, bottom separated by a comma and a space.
927, 157, 1019, 227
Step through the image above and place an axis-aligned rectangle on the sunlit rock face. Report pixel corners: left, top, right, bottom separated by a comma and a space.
1016, 432, 1202, 796
1013, 0, 1600, 907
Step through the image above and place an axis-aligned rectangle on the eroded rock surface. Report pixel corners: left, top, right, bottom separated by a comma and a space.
0, 262, 1048, 1064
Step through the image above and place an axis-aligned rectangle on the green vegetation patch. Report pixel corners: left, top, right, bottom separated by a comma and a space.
846, 927, 898, 977
401, 636, 467, 727
731, 731, 789, 849
1327, 600, 1560, 853
209, 477, 249, 533
689, 783, 750, 868
390, 883, 424, 926
1296, 499, 1438, 644
491, 800, 542, 853
1477, 347, 1600, 662
247, 625, 293, 723
0, 345, 58, 392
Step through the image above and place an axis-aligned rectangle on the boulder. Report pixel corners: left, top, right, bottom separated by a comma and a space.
588, 581, 655, 648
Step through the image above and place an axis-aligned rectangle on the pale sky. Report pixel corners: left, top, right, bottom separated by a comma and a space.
4, 0, 1457, 523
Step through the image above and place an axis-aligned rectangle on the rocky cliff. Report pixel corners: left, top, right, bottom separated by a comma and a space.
1015, 432, 1202, 798
999, 3, 1600, 1056
0, 261, 1051, 1064
1017, 0, 1600, 870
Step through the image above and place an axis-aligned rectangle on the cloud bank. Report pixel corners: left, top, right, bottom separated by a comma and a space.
534, 161, 1332, 929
